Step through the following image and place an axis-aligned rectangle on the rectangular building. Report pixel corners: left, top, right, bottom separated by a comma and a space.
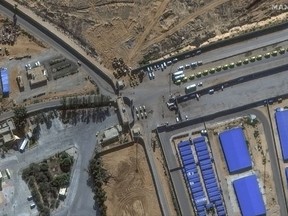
219, 127, 252, 174
233, 175, 266, 216
275, 110, 288, 161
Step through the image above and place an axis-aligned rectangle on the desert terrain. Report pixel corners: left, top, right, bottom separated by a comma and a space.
102, 143, 161, 216
14, 0, 288, 69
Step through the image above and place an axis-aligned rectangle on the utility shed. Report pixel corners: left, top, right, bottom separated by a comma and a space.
0, 68, 9, 97
275, 110, 288, 161
219, 127, 252, 174
233, 175, 266, 216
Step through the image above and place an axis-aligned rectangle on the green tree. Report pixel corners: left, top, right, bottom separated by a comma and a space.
13, 106, 28, 128
60, 157, 73, 173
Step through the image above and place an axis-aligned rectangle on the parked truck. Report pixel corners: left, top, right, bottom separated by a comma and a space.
185, 84, 197, 94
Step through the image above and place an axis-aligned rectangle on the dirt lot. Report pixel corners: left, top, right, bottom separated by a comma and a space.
102, 143, 161, 216
0, 15, 47, 63
14, 0, 288, 68
208, 115, 279, 215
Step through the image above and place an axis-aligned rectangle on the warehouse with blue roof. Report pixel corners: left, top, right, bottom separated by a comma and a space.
0, 68, 9, 97
219, 128, 252, 174
275, 110, 288, 161
233, 175, 266, 216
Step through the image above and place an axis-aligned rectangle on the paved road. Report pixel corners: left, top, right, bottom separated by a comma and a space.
1, 2, 288, 215
174, 27, 288, 67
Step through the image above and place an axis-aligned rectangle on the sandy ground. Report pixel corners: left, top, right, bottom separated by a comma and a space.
266, 99, 288, 208
153, 146, 177, 216
13, 0, 288, 69
102, 143, 161, 216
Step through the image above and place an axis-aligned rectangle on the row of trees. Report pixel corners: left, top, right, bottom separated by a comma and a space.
61, 94, 112, 110
22, 152, 74, 216
89, 151, 110, 216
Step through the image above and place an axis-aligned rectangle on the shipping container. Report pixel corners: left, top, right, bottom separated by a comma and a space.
183, 158, 195, 166
198, 154, 210, 162
201, 164, 212, 171
204, 173, 215, 181
193, 137, 205, 144
191, 186, 202, 193
206, 182, 218, 189
210, 195, 221, 202
199, 159, 211, 166
190, 182, 201, 189
180, 149, 193, 157
202, 169, 214, 176
195, 145, 208, 152
179, 145, 191, 151
185, 164, 197, 170
218, 210, 226, 216
182, 155, 193, 162
178, 140, 191, 148
197, 151, 209, 157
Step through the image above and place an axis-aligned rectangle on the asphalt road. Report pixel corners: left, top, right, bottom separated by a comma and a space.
145, 28, 288, 73
1, 2, 288, 215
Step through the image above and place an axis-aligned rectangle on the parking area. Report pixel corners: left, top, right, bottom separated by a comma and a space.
5, 49, 93, 104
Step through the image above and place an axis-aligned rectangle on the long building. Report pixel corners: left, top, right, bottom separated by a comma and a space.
219, 127, 252, 174
0, 68, 9, 97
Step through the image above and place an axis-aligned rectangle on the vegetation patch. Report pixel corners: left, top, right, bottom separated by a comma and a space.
89, 150, 110, 216
22, 151, 74, 216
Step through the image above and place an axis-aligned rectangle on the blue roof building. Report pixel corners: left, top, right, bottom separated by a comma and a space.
275, 110, 288, 161
0, 68, 9, 97
233, 175, 266, 216
219, 127, 252, 174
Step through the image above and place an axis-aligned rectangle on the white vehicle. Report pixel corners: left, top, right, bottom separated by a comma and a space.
136, 114, 140, 120
198, 82, 203, 86
172, 70, 184, 77
27, 196, 33, 201
139, 106, 142, 112
135, 107, 138, 113
176, 117, 180, 122
144, 112, 147, 118
185, 64, 190, 69
25, 63, 31, 70
167, 61, 172, 66
19, 138, 29, 152
141, 113, 144, 119
161, 64, 164, 70
151, 71, 155, 79
197, 61, 203, 66
209, 89, 214, 94
163, 62, 167, 68
77, 61, 81, 66
185, 115, 188, 120
5, 169, 10, 179
147, 67, 151, 72
35, 61, 40, 67
30, 203, 36, 209
173, 74, 185, 82
191, 62, 197, 67
178, 66, 184, 71
143, 105, 146, 111
148, 72, 152, 80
